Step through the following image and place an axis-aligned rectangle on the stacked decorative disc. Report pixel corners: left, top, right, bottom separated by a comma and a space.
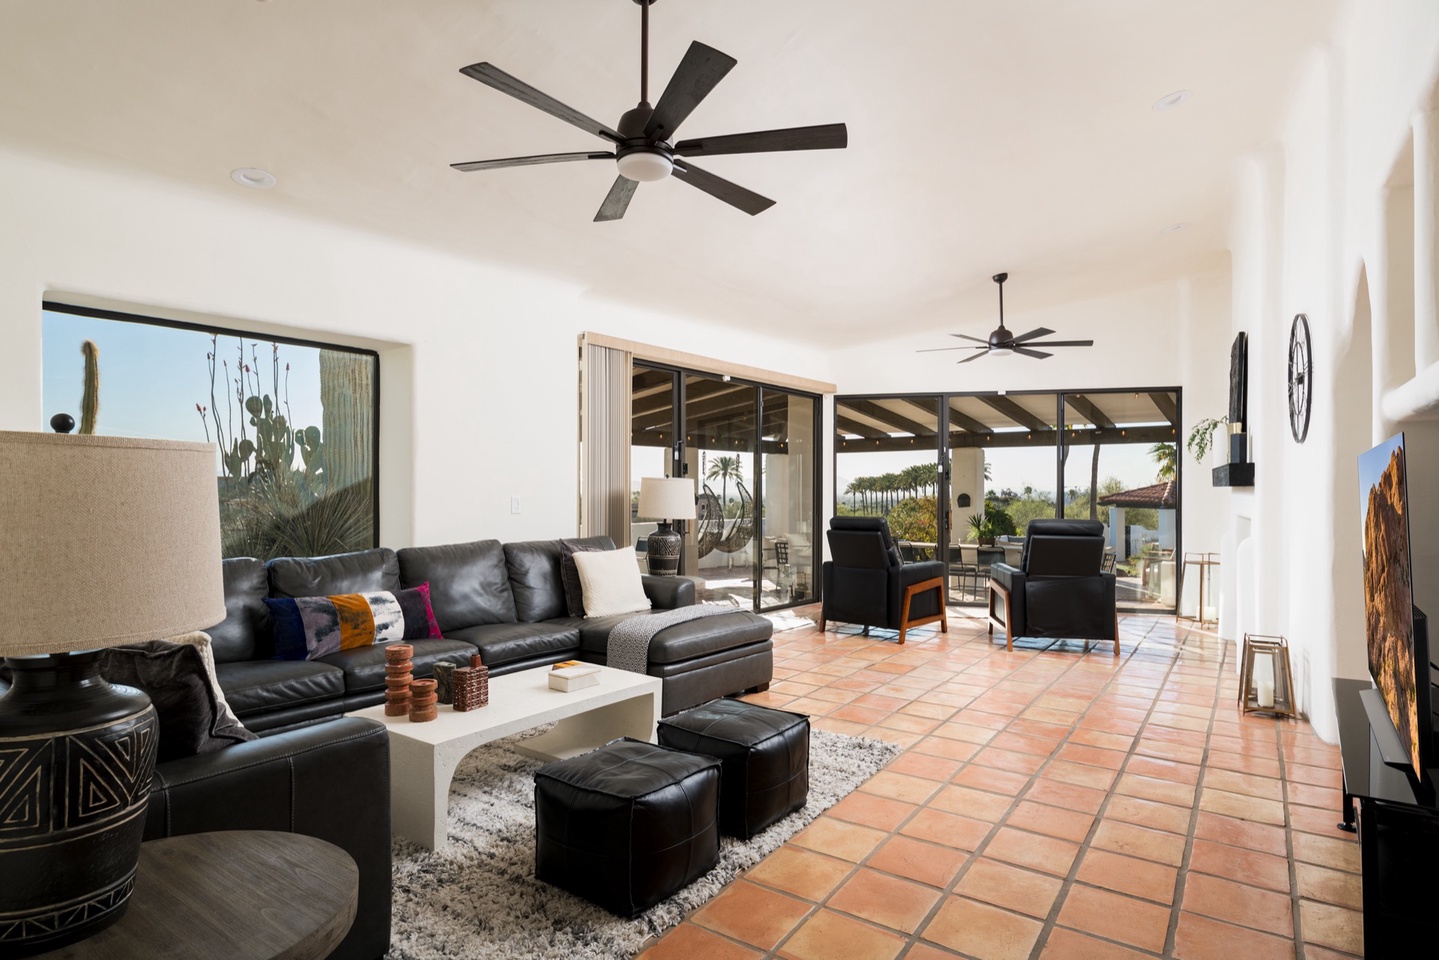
384, 644, 415, 717
408, 678, 438, 723
453, 663, 490, 711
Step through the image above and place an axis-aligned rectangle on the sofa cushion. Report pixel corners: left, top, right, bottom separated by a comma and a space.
267, 547, 400, 599
573, 547, 652, 618
559, 539, 607, 616
207, 557, 271, 663
214, 659, 346, 718
576, 610, 773, 664
445, 621, 581, 669
316, 637, 478, 696
98, 639, 258, 762
265, 585, 441, 660
397, 540, 517, 629
504, 537, 612, 622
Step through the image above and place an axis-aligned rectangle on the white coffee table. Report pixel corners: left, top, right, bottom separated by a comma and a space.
349, 664, 662, 850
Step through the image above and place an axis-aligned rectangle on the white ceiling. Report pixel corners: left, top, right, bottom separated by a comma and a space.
0, 0, 1340, 345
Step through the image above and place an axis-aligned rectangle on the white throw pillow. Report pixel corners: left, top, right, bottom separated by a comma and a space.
573, 548, 653, 618
165, 630, 247, 731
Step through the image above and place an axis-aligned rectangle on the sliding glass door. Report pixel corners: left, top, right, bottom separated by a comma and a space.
631, 363, 820, 612
835, 387, 1182, 612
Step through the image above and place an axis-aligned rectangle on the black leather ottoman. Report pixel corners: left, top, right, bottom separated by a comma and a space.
658, 698, 810, 839
533, 738, 721, 918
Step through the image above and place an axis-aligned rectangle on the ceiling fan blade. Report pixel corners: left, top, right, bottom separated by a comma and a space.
674, 123, 848, 158
1011, 326, 1056, 344
949, 333, 989, 343
451, 151, 615, 172
957, 351, 989, 364
672, 161, 774, 215
594, 176, 639, 222
1024, 340, 1094, 348
1013, 346, 1053, 359
644, 41, 737, 142
460, 63, 623, 144
917, 345, 986, 353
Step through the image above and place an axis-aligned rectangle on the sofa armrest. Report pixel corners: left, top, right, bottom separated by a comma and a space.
144, 716, 391, 960
643, 575, 695, 609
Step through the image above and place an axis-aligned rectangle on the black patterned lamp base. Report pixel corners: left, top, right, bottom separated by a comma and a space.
0, 653, 158, 956
646, 521, 683, 577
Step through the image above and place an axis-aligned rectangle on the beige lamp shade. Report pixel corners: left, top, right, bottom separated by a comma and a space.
0, 431, 226, 656
638, 477, 697, 520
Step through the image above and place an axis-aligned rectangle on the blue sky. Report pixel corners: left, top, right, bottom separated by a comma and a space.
42, 310, 325, 471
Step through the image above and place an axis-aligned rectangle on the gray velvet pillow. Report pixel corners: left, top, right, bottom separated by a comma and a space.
99, 640, 257, 762
559, 539, 606, 617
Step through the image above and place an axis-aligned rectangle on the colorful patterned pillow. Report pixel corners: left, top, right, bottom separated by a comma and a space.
266, 583, 442, 661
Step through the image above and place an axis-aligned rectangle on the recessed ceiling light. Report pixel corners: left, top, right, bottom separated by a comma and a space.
230, 167, 276, 189
1152, 90, 1191, 112
1162, 222, 1187, 234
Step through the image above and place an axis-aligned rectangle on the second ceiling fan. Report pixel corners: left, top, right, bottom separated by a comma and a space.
921, 273, 1094, 363
451, 0, 848, 221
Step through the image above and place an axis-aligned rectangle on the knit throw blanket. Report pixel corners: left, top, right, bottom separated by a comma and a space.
606, 605, 735, 675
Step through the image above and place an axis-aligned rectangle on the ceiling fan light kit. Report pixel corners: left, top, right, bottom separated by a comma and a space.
917, 272, 1095, 362
450, 0, 847, 221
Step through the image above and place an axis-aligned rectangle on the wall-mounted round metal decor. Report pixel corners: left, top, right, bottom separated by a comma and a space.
1288, 313, 1312, 443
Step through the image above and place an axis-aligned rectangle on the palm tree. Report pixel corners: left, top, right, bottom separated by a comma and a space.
705, 456, 744, 516
1149, 443, 1177, 482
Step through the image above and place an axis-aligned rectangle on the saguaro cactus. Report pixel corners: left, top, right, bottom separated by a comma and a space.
79, 340, 100, 435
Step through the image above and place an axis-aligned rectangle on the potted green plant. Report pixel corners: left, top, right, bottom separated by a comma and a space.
967, 507, 1017, 545
1187, 416, 1228, 465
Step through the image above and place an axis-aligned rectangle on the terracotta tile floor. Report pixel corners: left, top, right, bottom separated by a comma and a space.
637, 610, 1363, 960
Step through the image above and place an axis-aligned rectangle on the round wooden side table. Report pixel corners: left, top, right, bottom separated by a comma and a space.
42, 830, 358, 960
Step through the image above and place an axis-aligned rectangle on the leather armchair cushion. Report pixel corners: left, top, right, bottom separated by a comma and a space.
267, 547, 400, 599
534, 738, 720, 918
316, 637, 479, 695
504, 537, 612, 622
214, 659, 345, 718
989, 562, 1023, 593
207, 557, 272, 662
397, 540, 518, 630
1020, 519, 1105, 573
445, 621, 580, 669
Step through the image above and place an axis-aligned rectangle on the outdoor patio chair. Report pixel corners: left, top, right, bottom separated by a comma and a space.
986, 518, 1118, 654
820, 517, 947, 644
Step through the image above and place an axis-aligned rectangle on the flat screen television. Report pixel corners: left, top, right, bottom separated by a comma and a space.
1359, 433, 1431, 779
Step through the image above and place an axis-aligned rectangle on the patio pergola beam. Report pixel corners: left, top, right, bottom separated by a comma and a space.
837, 423, 1177, 453
1148, 392, 1179, 424
974, 395, 1053, 431
1065, 394, 1117, 429
839, 399, 937, 438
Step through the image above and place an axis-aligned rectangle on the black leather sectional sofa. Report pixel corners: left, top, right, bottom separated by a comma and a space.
218, 535, 774, 730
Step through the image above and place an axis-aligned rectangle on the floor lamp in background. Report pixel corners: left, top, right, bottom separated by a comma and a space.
0, 431, 225, 956
638, 477, 697, 577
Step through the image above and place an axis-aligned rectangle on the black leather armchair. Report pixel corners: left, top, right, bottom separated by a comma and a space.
819, 517, 947, 644
987, 519, 1118, 654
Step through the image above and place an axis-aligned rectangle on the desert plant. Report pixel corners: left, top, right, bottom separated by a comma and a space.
79, 340, 100, 434
1187, 416, 1228, 464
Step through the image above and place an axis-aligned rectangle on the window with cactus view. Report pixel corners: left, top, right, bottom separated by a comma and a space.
42, 304, 379, 561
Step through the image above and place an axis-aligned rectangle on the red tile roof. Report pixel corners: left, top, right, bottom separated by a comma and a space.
1098, 480, 1177, 508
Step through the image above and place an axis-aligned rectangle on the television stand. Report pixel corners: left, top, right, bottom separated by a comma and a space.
1334, 678, 1439, 957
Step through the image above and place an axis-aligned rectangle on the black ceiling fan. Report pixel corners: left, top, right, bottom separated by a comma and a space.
450, 0, 848, 222
919, 273, 1094, 362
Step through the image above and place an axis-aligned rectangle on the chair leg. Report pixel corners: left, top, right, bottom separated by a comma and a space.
1113, 608, 1120, 656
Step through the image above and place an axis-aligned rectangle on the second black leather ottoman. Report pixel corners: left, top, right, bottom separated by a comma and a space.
533, 738, 720, 918
658, 698, 809, 839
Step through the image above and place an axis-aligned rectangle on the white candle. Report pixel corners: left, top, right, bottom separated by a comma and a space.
1257, 679, 1275, 709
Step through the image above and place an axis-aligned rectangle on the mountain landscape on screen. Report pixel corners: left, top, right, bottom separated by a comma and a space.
1363, 444, 1419, 774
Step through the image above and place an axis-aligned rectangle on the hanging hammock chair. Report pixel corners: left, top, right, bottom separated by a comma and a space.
717, 480, 755, 554
696, 484, 724, 559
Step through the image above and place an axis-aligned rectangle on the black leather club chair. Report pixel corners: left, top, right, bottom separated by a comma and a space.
819, 517, 947, 644
987, 518, 1118, 654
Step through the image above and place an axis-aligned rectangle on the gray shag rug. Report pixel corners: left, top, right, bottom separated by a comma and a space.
385, 728, 901, 960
